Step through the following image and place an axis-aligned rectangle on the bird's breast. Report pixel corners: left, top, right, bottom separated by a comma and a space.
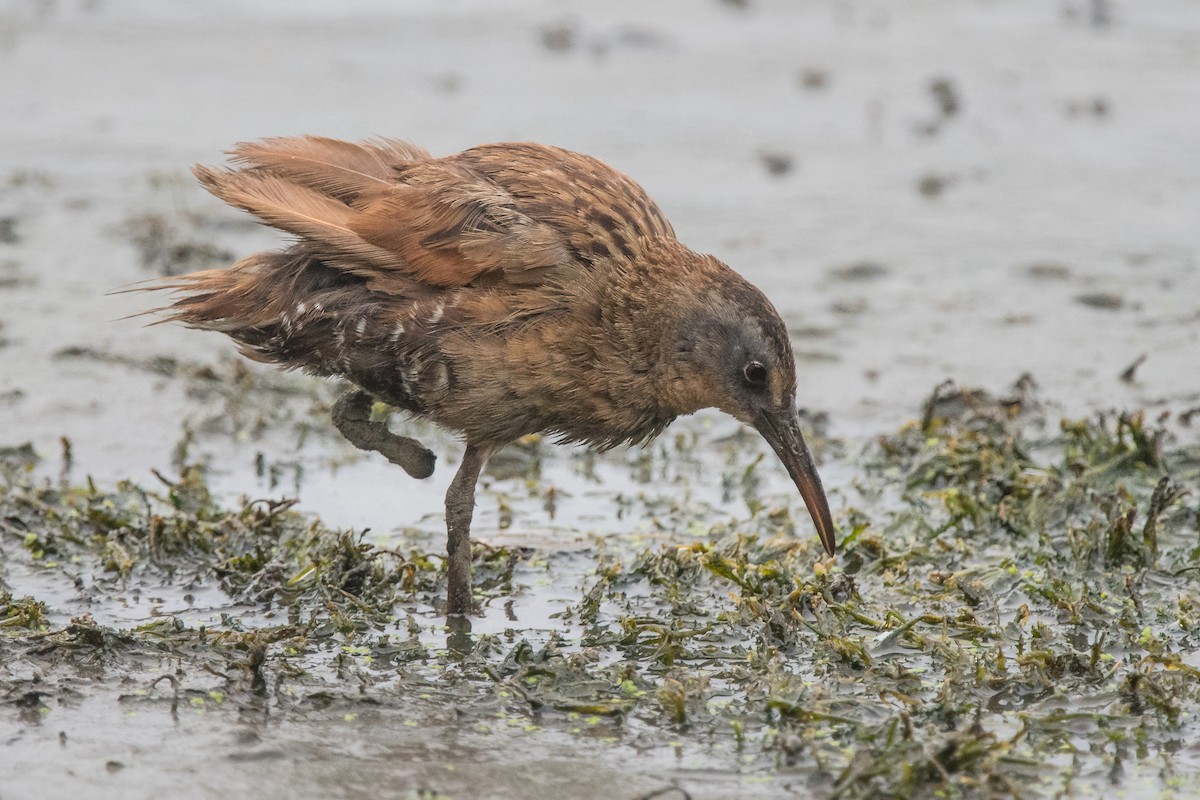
413, 309, 673, 449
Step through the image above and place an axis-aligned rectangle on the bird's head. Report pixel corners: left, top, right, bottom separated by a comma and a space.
662, 266, 837, 556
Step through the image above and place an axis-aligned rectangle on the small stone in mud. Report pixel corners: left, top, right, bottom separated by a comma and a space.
1064, 0, 1113, 28
798, 68, 829, 90
1025, 262, 1072, 281
431, 73, 463, 93
917, 173, 954, 197
5, 169, 55, 189
53, 346, 180, 377
123, 214, 233, 277
1003, 313, 1035, 325
162, 242, 233, 276
0, 259, 34, 289
929, 77, 960, 118
540, 21, 576, 52
226, 749, 288, 762
829, 261, 888, 282
789, 325, 834, 339
1119, 353, 1146, 383
1075, 292, 1124, 310
124, 214, 169, 260
1091, 0, 1113, 26
795, 350, 840, 363
759, 151, 794, 177
1065, 96, 1110, 118
105, 760, 125, 773
831, 298, 869, 315
0, 216, 18, 244
236, 731, 262, 746
612, 26, 668, 50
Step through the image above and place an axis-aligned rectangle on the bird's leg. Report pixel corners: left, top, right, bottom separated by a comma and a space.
330, 389, 436, 479
445, 614, 473, 657
444, 443, 490, 617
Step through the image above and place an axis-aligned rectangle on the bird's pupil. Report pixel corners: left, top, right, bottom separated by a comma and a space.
745, 361, 767, 386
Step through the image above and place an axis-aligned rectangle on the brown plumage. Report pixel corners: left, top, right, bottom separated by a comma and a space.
148, 135, 837, 617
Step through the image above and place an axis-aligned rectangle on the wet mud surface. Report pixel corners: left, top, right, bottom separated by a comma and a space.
4, 383, 1200, 799
2, 1, 1199, 798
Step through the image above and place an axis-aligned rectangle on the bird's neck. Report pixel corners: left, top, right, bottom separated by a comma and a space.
602, 242, 730, 420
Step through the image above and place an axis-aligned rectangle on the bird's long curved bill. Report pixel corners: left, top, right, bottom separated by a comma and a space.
754, 409, 837, 556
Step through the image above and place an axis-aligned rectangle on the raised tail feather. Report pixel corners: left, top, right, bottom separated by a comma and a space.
147, 250, 376, 372
136, 136, 437, 373
140, 135, 574, 366
151, 252, 297, 333
187, 135, 570, 291
189, 135, 439, 295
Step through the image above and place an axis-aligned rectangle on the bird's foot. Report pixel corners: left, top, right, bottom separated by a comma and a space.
330, 389, 436, 479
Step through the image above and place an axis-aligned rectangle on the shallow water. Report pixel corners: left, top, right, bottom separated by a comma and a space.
2, 1, 1199, 798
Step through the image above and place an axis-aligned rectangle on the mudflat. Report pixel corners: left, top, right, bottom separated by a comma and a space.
1, 3, 1198, 798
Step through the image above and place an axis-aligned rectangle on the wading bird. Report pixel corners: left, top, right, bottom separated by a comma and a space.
148, 136, 837, 617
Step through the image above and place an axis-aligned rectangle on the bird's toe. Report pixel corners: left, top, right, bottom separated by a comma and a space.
331, 388, 436, 478
380, 436, 436, 479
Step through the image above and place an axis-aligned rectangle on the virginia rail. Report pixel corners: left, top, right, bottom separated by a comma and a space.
149, 136, 837, 616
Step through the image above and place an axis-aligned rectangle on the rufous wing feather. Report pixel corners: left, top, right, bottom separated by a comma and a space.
228, 135, 431, 203
191, 138, 576, 294
192, 166, 406, 272
350, 162, 571, 287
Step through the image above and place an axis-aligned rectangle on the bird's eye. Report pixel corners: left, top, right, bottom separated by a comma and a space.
743, 361, 768, 388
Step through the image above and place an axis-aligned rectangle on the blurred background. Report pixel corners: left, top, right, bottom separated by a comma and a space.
1, 0, 1197, 513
